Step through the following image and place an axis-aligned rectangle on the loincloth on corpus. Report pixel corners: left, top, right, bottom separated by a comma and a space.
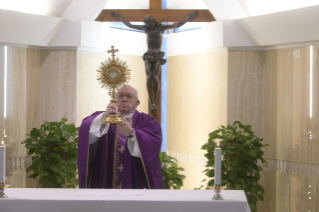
143, 51, 167, 65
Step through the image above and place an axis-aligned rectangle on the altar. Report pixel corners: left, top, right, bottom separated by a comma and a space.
1, 188, 249, 212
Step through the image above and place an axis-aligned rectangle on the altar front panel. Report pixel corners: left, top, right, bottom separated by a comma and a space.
1, 189, 250, 212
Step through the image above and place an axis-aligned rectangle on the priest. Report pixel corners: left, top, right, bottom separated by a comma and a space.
78, 85, 165, 189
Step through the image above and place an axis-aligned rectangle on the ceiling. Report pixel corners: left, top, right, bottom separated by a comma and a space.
1, 0, 319, 20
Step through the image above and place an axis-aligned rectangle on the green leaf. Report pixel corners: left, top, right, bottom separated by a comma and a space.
69, 158, 78, 164
68, 124, 77, 133
27, 173, 38, 179
62, 131, 71, 137
246, 176, 255, 185
248, 194, 258, 203
50, 164, 61, 173
206, 169, 215, 177
228, 170, 237, 180
256, 184, 265, 194
61, 118, 68, 122
46, 136, 59, 142
55, 128, 63, 138
257, 194, 264, 201
28, 148, 36, 155
26, 143, 36, 149
247, 150, 256, 157
245, 125, 252, 132
207, 179, 214, 186
254, 173, 260, 181
48, 152, 61, 158
230, 158, 239, 166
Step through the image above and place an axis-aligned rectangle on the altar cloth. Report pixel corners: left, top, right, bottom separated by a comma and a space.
1, 188, 250, 212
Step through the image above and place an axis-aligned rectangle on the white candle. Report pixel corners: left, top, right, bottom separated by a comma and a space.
215, 143, 221, 185
0, 141, 5, 183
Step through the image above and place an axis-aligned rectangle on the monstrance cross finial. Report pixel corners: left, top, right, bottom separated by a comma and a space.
107, 45, 119, 61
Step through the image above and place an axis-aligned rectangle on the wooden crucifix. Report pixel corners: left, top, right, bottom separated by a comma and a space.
96, 0, 215, 122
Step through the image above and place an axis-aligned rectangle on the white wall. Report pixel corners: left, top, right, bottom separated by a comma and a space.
81, 20, 147, 55
238, 4, 319, 46
238, 0, 319, 16
105, 0, 148, 9
0, 0, 72, 16
0, 9, 63, 46
203, 0, 248, 20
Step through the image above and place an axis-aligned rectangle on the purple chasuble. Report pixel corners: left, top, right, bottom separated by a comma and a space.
78, 110, 165, 189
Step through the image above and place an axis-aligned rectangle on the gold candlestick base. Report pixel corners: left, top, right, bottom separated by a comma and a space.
211, 184, 225, 200
0, 182, 9, 198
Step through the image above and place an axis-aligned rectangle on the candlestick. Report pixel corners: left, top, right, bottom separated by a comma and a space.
212, 143, 224, 200
214, 144, 221, 185
0, 141, 5, 183
0, 182, 8, 198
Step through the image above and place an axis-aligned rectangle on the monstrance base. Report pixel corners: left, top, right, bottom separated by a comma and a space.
102, 113, 126, 125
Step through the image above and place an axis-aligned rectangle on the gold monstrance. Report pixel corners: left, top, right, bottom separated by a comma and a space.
97, 46, 131, 125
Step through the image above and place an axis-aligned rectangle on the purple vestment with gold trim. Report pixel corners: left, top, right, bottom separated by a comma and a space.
78, 110, 165, 189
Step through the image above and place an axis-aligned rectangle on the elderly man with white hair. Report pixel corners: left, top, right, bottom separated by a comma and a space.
78, 85, 164, 189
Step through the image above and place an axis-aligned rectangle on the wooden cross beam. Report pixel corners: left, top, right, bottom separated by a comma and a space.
96, 0, 215, 22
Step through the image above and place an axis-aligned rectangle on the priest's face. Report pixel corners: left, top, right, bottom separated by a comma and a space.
117, 86, 140, 114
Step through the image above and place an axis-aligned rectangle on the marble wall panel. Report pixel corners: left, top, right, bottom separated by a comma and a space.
167, 50, 228, 153
257, 170, 277, 212
261, 44, 319, 212
295, 47, 311, 163
227, 50, 265, 138
177, 162, 207, 190
264, 49, 277, 158
265, 46, 312, 162
311, 44, 319, 164
77, 51, 147, 127
40, 50, 77, 125
4, 47, 27, 187
77, 50, 109, 127
167, 50, 227, 189
0, 46, 4, 141
26, 49, 41, 134
25, 48, 42, 188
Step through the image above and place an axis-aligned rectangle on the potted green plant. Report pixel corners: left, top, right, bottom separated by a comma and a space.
160, 152, 186, 189
21, 118, 79, 188
199, 121, 268, 212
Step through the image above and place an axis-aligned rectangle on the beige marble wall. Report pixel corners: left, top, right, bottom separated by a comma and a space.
313, 45, 319, 164
40, 50, 77, 124
2, 48, 79, 187
4, 47, 27, 187
263, 46, 314, 162
258, 45, 319, 212
25, 48, 42, 188
0, 46, 4, 142
227, 50, 265, 138
26, 49, 41, 134
77, 51, 147, 127
167, 50, 228, 189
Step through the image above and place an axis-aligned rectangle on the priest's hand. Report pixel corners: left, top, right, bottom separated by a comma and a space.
106, 103, 118, 115
117, 121, 133, 137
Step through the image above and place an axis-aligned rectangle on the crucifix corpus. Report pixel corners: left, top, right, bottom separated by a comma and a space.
112, 10, 198, 112
96, 0, 215, 117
